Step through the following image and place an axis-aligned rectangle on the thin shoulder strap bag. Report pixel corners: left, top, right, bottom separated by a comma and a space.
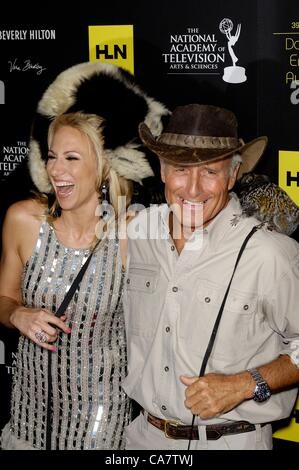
45, 240, 100, 450
187, 224, 262, 450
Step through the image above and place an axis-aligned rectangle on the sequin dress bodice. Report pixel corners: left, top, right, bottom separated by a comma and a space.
9, 222, 131, 449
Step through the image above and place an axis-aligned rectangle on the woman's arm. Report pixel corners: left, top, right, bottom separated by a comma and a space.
0, 201, 26, 327
0, 200, 71, 350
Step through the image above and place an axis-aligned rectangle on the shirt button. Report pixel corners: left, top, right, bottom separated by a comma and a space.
164, 366, 169, 372
165, 326, 170, 333
205, 297, 211, 303
172, 286, 178, 292
161, 405, 167, 411
146, 281, 151, 287
243, 304, 249, 310
126, 279, 130, 284
171, 245, 175, 251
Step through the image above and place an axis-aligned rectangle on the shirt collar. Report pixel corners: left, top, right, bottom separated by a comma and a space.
202, 192, 242, 248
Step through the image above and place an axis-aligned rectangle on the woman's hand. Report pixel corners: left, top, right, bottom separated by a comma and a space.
10, 306, 71, 351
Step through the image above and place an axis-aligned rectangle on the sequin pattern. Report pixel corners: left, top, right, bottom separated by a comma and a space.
9, 222, 131, 449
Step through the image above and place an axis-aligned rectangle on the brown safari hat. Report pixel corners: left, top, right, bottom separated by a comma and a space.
139, 104, 268, 179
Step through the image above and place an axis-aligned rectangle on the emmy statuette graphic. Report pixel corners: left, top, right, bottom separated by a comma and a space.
219, 18, 247, 84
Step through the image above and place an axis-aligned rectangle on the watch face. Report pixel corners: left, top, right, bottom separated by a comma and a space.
253, 382, 271, 402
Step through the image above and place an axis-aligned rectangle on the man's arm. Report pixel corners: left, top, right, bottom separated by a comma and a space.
181, 354, 299, 419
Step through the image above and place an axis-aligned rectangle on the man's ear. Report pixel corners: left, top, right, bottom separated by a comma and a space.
160, 159, 166, 183
228, 162, 241, 191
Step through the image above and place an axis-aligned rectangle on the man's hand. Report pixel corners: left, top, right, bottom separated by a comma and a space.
180, 372, 253, 419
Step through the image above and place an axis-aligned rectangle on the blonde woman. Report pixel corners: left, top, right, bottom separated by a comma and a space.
0, 63, 168, 450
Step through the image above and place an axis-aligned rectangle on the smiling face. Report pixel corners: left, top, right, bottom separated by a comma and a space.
46, 125, 99, 213
161, 158, 239, 237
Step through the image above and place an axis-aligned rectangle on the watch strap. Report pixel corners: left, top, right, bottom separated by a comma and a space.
247, 367, 271, 402
248, 368, 265, 383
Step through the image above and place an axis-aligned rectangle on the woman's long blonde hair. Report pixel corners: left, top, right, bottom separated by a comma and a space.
39, 112, 133, 230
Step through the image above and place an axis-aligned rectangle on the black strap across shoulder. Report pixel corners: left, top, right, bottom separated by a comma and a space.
46, 241, 99, 449
199, 224, 260, 377
55, 246, 98, 318
187, 224, 261, 450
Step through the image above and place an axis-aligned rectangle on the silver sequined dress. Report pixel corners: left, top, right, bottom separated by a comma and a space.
1, 222, 131, 450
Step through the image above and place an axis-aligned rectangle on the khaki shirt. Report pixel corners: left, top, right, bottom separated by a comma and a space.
123, 194, 299, 425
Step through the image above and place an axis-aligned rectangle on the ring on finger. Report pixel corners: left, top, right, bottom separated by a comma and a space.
35, 329, 49, 343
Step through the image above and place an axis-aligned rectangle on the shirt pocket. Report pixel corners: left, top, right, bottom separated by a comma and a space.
211, 289, 258, 362
126, 264, 159, 293
125, 263, 160, 336
180, 279, 258, 364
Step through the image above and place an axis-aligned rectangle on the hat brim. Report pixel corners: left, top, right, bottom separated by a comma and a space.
139, 122, 268, 180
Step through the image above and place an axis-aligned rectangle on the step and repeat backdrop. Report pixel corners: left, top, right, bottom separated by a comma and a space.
0, 0, 298, 447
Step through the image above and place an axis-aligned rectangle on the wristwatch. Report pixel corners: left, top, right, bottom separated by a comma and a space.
247, 368, 271, 403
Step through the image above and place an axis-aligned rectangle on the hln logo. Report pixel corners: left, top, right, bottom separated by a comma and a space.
279, 151, 299, 206
286, 171, 299, 186
0, 80, 4, 104
89, 25, 134, 74
96, 44, 127, 60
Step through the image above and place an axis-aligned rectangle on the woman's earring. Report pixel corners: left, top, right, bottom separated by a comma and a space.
100, 182, 112, 221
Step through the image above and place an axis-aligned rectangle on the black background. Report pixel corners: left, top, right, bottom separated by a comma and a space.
0, 0, 298, 449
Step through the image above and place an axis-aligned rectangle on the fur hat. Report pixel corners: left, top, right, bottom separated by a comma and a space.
29, 61, 170, 193
139, 104, 268, 179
